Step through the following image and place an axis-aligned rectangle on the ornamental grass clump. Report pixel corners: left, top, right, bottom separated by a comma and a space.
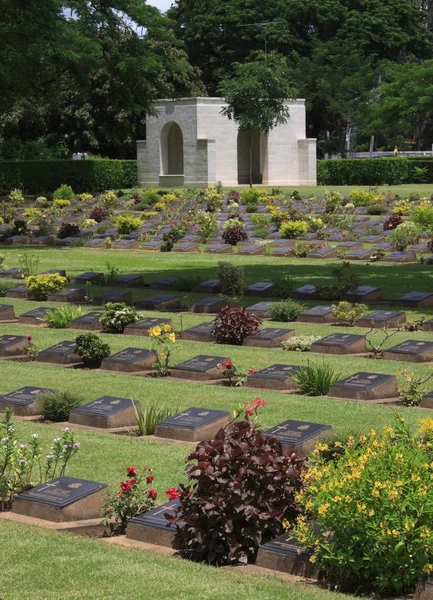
44, 305, 83, 328
99, 302, 139, 334
166, 419, 306, 565
212, 306, 262, 345
295, 415, 433, 596
294, 362, 341, 396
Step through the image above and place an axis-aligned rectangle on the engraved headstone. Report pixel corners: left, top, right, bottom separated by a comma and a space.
150, 276, 180, 290
237, 245, 266, 255
172, 242, 200, 253
70, 272, 105, 285
69, 396, 140, 428
126, 499, 181, 547
47, 288, 86, 303
0, 386, 54, 416
245, 282, 276, 297
18, 307, 51, 326
155, 407, 231, 442
0, 304, 16, 322
112, 239, 138, 250
357, 310, 406, 328
420, 391, 433, 409
243, 328, 295, 348
309, 247, 337, 259
92, 290, 132, 305
329, 372, 398, 401
84, 238, 105, 248
5, 285, 28, 299
263, 419, 332, 454
385, 251, 417, 263
311, 333, 367, 355
339, 241, 364, 250
245, 302, 274, 318
124, 317, 172, 336
36, 341, 79, 364
12, 476, 107, 522
0, 334, 27, 357
192, 280, 221, 294
256, 533, 318, 578
0, 268, 24, 279
171, 355, 228, 380
68, 311, 102, 331
107, 274, 143, 288
101, 348, 154, 372
181, 322, 214, 342
397, 291, 433, 308
141, 241, 162, 252
189, 296, 227, 314
246, 364, 304, 390
297, 305, 334, 324
205, 244, 233, 254
139, 293, 180, 310
341, 286, 383, 303
344, 249, 373, 261
383, 340, 433, 363
291, 285, 319, 301
423, 318, 433, 332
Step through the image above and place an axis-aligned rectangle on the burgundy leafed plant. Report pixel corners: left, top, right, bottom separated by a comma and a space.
212, 306, 262, 345
222, 225, 248, 246
383, 214, 403, 231
166, 420, 306, 566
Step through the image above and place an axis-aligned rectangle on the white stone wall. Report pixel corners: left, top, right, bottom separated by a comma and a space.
137, 97, 316, 187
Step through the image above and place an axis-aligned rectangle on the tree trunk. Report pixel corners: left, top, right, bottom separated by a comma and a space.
249, 131, 253, 187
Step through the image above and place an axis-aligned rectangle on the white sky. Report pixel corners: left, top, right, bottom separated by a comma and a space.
148, 0, 174, 13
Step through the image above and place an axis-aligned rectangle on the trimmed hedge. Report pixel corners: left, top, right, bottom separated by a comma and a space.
0, 160, 138, 195
317, 158, 408, 186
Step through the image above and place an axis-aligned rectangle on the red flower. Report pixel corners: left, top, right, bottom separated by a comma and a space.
248, 368, 257, 375
169, 221, 175, 227
120, 480, 136, 494
165, 487, 180, 500
126, 467, 137, 478
148, 489, 157, 500
253, 398, 265, 408
27, 334, 33, 342
245, 406, 254, 416
146, 475, 154, 484
222, 359, 233, 370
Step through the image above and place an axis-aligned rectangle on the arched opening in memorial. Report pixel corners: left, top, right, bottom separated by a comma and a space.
237, 130, 263, 185
160, 122, 184, 175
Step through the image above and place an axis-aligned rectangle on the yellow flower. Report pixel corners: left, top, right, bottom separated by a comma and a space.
282, 519, 290, 531
168, 333, 176, 342
149, 326, 162, 337
368, 510, 375, 517
424, 564, 433, 574
372, 489, 380, 498
163, 324, 172, 332
357, 503, 366, 513
318, 503, 330, 516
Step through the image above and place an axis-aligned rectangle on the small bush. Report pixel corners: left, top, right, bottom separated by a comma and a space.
217, 261, 245, 299
54, 199, 70, 208
383, 214, 403, 230
168, 420, 306, 566
282, 335, 321, 352
38, 390, 83, 422
270, 300, 305, 322
53, 184, 75, 201
367, 202, 387, 215
317, 157, 408, 186
332, 301, 366, 326
100, 190, 118, 209
9, 188, 25, 204
197, 212, 218, 243
324, 190, 343, 213
294, 361, 341, 395
75, 332, 111, 367
389, 222, 421, 251
89, 206, 109, 223
170, 275, 202, 292
45, 305, 84, 328
222, 225, 248, 245
411, 203, 433, 232
212, 306, 261, 345
275, 274, 295, 299
58, 223, 80, 239
349, 190, 377, 207
116, 215, 142, 234
99, 302, 139, 334
279, 220, 308, 239
240, 187, 262, 208
26, 273, 66, 300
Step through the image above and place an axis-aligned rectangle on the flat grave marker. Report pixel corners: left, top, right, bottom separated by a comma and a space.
124, 317, 172, 337
18, 307, 51, 326
36, 341, 79, 365
397, 292, 433, 309
383, 340, 433, 363
311, 333, 367, 355
192, 280, 221, 294
344, 249, 373, 261
263, 419, 332, 455
139, 293, 180, 310
0, 268, 24, 279
243, 328, 295, 348
5, 285, 28, 299
68, 311, 102, 331
420, 391, 433, 409
245, 282, 276, 297
70, 272, 105, 285
246, 364, 304, 390
181, 322, 214, 342
69, 396, 140, 428
297, 305, 334, 324
291, 285, 319, 301
0, 334, 28, 357
245, 302, 274, 318
84, 238, 105, 249
357, 310, 406, 328
309, 247, 337, 259
12, 476, 107, 522
170, 355, 228, 381
172, 242, 200, 253
107, 274, 143, 288
205, 244, 233, 254
101, 348, 155, 373
47, 288, 86, 303
0, 304, 16, 322
155, 406, 230, 442
341, 286, 383, 303
92, 290, 132, 306
126, 499, 181, 547
385, 251, 417, 263
255, 533, 317, 578
112, 239, 138, 250
150, 276, 179, 290
237, 244, 266, 256
329, 372, 398, 401
0, 386, 54, 416
189, 296, 227, 314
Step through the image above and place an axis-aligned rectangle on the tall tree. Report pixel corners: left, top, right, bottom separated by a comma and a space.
219, 51, 296, 186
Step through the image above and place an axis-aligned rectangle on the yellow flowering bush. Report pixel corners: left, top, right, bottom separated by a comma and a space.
148, 323, 176, 376
154, 202, 167, 212
54, 199, 70, 208
140, 211, 158, 221
295, 415, 433, 595
279, 220, 308, 239
393, 199, 411, 215
26, 274, 67, 300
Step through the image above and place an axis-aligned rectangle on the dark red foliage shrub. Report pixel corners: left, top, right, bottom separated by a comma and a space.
89, 206, 109, 223
166, 420, 306, 566
57, 223, 80, 239
225, 213, 244, 222
212, 306, 262, 345
383, 214, 403, 230
222, 225, 248, 246
228, 190, 240, 202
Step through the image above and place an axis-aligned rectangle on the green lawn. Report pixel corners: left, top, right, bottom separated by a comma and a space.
221, 183, 433, 197
1, 239, 433, 599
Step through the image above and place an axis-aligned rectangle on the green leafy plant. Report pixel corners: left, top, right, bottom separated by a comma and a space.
279, 220, 308, 239
44, 305, 83, 328
282, 335, 320, 352
170, 274, 201, 292
197, 212, 218, 243
217, 261, 245, 301
116, 215, 142, 234
101, 466, 157, 534
25, 273, 66, 300
53, 184, 75, 201
133, 401, 179, 436
270, 300, 305, 322
8, 188, 25, 205
275, 274, 295, 299
167, 419, 306, 565
75, 332, 111, 368
294, 361, 341, 395
148, 323, 176, 376
296, 415, 433, 596
37, 390, 83, 422
389, 222, 421, 251
398, 369, 433, 406
331, 301, 366, 326
99, 302, 139, 334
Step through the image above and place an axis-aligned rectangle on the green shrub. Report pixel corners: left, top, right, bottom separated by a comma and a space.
411, 203, 433, 232
170, 275, 202, 292
331, 301, 366, 326
279, 220, 308, 239
75, 332, 111, 367
116, 215, 142, 234
407, 159, 433, 183
38, 390, 83, 422
197, 212, 218, 243
295, 415, 433, 596
317, 158, 408, 186
294, 361, 341, 396
349, 190, 378, 207
44, 306, 84, 328
217, 261, 245, 300
99, 302, 139, 334
8, 188, 25, 204
270, 300, 305, 322
324, 190, 343, 213
282, 335, 320, 352
53, 184, 75, 201
389, 222, 422, 251
367, 203, 387, 215
240, 187, 261, 208
0, 255, 4, 273
0, 160, 137, 195
133, 401, 179, 436
25, 273, 66, 300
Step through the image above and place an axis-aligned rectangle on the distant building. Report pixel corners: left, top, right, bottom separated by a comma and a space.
137, 97, 316, 187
